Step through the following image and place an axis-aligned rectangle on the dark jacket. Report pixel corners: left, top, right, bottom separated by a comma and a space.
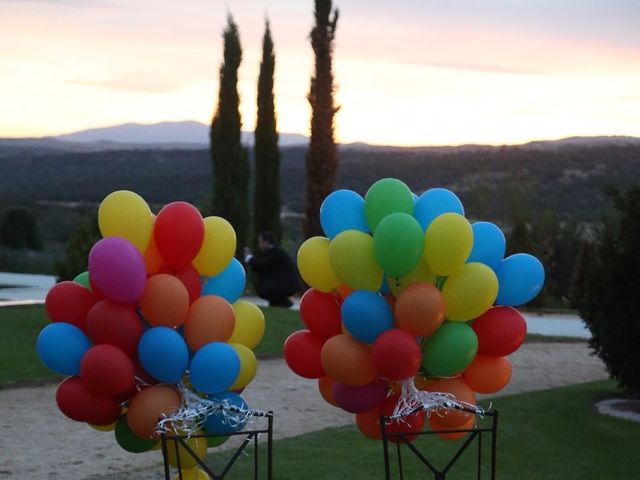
249, 246, 298, 298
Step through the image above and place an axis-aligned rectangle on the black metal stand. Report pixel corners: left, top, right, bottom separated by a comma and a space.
380, 408, 498, 480
161, 410, 274, 480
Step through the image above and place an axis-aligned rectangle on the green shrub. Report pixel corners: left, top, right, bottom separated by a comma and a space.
580, 185, 640, 396
0, 207, 42, 250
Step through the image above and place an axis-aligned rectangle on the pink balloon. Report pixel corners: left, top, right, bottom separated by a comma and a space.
333, 378, 389, 413
88, 237, 146, 304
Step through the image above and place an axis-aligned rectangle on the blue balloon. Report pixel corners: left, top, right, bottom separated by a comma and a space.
496, 254, 545, 306
378, 275, 391, 295
190, 342, 240, 394
204, 391, 248, 434
320, 189, 369, 239
467, 222, 506, 269
341, 290, 394, 343
414, 188, 464, 231
202, 258, 246, 303
138, 327, 189, 383
36, 322, 91, 375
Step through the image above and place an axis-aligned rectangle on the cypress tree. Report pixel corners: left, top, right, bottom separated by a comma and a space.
304, 0, 339, 238
210, 15, 250, 250
254, 20, 282, 243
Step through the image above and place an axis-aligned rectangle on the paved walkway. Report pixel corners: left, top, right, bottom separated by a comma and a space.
0, 342, 607, 479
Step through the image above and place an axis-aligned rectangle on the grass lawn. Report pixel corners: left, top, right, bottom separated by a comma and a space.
0, 304, 584, 387
0, 305, 56, 387
208, 380, 638, 479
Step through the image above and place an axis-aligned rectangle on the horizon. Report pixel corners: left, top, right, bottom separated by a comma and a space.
1, 0, 639, 146
5, 119, 640, 149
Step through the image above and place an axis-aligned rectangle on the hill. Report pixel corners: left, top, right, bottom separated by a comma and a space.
1, 140, 639, 223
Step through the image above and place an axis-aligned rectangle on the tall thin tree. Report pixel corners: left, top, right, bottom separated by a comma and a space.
304, 0, 339, 238
254, 20, 282, 243
210, 15, 250, 250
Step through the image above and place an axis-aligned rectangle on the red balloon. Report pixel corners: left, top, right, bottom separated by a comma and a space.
86, 300, 144, 357
379, 394, 425, 443
372, 329, 421, 381
299, 289, 342, 341
154, 202, 204, 269
56, 376, 121, 424
472, 306, 527, 357
88, 274, 107, 300
283, 330, 326, 379
174, 265, 202, 304
80, 345, 135, 396
45, 281, 97, 330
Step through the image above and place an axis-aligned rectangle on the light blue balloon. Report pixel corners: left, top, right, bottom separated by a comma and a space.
414, 188, 464, 231
190, 342, 240, 394
341, 290, 394, 344
379, 275, 391, 295
138, 327, 189, 383
467, 222, 506, 269
496, 254, 545, 306
36, 322, 91, 375
202, 258, 246, 303
204, 391, 248, 434
320, 189, 369, 239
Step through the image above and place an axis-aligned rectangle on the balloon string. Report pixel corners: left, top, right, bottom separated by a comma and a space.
155, 383, 269, 437
390, 379, 484, 421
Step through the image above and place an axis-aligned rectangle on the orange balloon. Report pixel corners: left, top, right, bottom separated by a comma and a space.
318, 376, 339, 407
356, 408, 382, 440
320, 334, 378, 386
337, 284, 354, 299
423, 378, 476, 428
413, 375, 429, 391
143, 217, 165, 276
184, 295, 235, 351
139, 274, 190, 327
463, 355, 512, 394
127, 385, 181, 439
430, 415, 475, 441
395, 282, 445, 336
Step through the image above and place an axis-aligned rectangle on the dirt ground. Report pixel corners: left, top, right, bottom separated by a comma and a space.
0, 342, 608, 479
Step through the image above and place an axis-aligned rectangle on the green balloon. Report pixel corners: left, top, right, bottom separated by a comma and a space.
114, 414, 158, 453
364, 178, 414, 231
373, 212, 424, 278
205, 432, 230, 448
422, 322, 478, 377
73, 271, 92, 291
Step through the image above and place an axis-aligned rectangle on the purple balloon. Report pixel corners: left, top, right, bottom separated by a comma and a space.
333, 379, 389, 413
88, 237, 146, 304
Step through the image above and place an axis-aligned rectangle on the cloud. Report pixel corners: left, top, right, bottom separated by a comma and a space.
405, 58, 543, 75
68, 73, 194, 94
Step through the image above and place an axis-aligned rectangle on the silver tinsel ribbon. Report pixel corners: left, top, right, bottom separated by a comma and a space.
389, 379, 485, 421
155, 383, 269, 437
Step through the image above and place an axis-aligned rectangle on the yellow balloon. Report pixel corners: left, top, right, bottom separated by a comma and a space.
229, 343, 258, 390
389, 259, 437, 296
98, 190, 153, 252
229, 301, 265, 349
329, 230, 383, 292
166, 432, 208, 469
442, 262, 498, 321
297, 236, 341, 292
424, 213, 473, 276
174, 468, 211, 480
89, 421, 117, 432
192, 216, 237, 276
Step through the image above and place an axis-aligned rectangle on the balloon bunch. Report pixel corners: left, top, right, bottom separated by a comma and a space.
36, 191, 265, 475
285, 179, 544, 442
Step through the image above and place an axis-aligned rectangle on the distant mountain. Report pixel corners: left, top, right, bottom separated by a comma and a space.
53, 121, 308, 147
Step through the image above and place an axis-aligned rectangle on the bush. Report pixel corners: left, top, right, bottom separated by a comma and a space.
580, 185, 640, 397
0, 207, 42, 250
54, 216, 101, 281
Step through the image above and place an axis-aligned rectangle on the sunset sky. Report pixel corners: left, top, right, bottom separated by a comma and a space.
1, 0, 639, 146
